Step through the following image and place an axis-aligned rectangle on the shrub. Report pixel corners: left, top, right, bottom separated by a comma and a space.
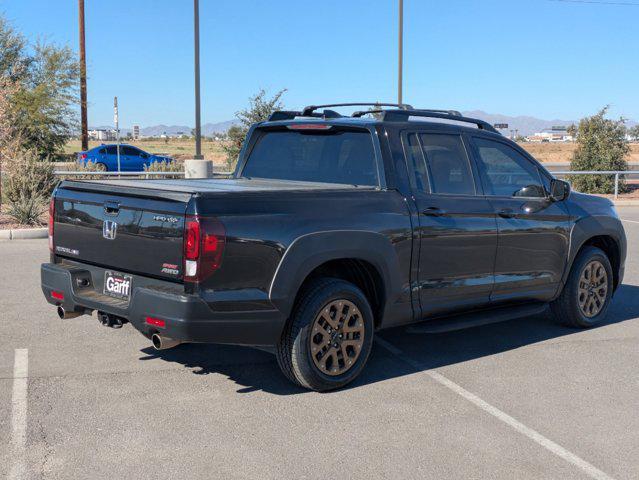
143, 159, 184, 179
570, 107, 629, 194
6, 190, 46, 225
2, 147, 55, 225
144, 159, 183, 172
3, 148, 56, 203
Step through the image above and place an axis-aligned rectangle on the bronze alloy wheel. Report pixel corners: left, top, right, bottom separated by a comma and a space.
578, 260, 608, 318
310, 299, 365, 376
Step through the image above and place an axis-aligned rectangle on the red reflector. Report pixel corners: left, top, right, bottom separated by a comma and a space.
51, 291, 64, 300
287, 124, 332, 130
145, 317, 165, 328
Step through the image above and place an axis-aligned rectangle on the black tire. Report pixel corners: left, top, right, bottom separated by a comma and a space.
551, 246, 613, 328
95, 162, 107, 172
276, 278, 375, 392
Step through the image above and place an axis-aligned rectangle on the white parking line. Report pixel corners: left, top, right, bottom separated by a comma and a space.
621, 219, 639, 224
374, 337, 616, 480
9, 348, 28, 480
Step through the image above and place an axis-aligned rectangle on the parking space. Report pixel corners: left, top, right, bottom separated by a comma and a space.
2, 207, 639, 479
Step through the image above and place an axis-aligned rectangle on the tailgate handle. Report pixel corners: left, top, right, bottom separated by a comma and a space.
103, 202, 120, 215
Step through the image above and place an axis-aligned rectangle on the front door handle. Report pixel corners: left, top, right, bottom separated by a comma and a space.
498, 208, 516, 219
422, 207, 446, 217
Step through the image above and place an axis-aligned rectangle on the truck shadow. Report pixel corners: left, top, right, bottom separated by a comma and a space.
138, 283, 639, 395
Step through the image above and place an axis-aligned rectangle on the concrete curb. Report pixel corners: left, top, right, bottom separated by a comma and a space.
0, 227, 47, 240
612, 200, 639, 206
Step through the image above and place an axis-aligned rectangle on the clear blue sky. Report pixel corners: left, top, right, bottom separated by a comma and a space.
1, 0, 637, 127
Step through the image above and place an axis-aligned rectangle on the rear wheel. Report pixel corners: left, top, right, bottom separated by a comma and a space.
276, 278, 374, 391
551, 246, 613, 328
95, 162, 107, 172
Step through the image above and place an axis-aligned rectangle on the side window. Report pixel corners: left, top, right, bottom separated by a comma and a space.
122, 146, 139, 156
473, 138, 546, 198
419, 134, 475, 195
98, 148, 106, 154
405, 133, 429, 192
105, 145, 118, 155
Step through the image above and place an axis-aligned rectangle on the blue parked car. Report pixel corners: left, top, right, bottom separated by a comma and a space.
77, 144, 173, 172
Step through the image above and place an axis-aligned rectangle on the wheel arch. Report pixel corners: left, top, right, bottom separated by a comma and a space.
565, 216, 626, 291
269, 231, 402, 327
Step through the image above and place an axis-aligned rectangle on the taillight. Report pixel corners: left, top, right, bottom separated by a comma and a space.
48, 197, 55, 252
80, 153, 87, 160
183, 215, 225, 282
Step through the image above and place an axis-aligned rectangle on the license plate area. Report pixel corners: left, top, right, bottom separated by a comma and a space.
103, 270, 132, 302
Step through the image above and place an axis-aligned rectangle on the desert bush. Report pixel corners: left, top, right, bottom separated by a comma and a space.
223, 88, 286, 170
143, 159, 184, 179
2, 147, 55, 225
3, 148, 56, 203
6, 190, 46, 225
144, 159, 183, 173
570, 107, 628, 194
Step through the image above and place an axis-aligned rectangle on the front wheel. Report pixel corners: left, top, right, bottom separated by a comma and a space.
551, 246, 613, 328
276, 278, 374, 392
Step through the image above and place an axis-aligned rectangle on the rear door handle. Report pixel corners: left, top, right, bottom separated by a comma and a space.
422, 207, 446, 217
498, 208, 516, 219
104, 201, 120, 215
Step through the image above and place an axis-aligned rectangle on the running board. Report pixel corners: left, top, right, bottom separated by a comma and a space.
406, 303, 548, 334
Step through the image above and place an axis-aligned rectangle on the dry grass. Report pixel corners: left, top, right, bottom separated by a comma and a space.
64, 138, 228, 164
521, 142, 639, 164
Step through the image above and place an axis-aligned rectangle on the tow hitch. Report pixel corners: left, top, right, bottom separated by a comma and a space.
97, 311, 128, 329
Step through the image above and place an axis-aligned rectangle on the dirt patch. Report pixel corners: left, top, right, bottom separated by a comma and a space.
522, 142, 639, 164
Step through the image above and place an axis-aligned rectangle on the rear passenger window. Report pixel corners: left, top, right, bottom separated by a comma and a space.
419, 134, 475, 195
105, 145, 118, 155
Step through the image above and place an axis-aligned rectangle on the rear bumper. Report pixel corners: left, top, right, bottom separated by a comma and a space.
41, 262, 286, 346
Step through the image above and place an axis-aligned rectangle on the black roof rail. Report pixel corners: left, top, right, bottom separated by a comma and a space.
381, 109, 499, 133
301, 102, 413, 117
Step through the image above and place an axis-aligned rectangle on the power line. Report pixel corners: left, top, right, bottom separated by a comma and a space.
549, 0, 639, 6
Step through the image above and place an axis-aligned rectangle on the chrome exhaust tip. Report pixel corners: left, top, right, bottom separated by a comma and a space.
57, 306, 82, 319
151, 333, 182, 351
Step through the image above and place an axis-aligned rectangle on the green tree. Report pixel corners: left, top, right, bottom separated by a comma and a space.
629, 125, 639, 142
569, 107, 628, 194
222, 88, 286, 170
0, 15, 79, 160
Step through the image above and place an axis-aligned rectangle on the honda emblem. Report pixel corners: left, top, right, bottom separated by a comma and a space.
103, 220, 117, 240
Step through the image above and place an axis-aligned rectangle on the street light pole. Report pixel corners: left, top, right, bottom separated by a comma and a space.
398, 0, 403, 105
78, 0, 88, 151
193, 0, 203, 160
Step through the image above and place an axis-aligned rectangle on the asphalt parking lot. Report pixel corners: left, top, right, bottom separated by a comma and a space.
2, 207, 639, 480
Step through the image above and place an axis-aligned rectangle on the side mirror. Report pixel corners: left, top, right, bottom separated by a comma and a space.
550, 179, 570, 202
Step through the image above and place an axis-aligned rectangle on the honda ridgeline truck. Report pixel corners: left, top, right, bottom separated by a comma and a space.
41, 104, 627, 391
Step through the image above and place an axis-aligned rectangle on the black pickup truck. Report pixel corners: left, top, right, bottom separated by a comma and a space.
42, 104, 626, 391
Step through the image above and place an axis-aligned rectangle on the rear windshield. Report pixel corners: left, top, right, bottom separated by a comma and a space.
241, 129, 379, 186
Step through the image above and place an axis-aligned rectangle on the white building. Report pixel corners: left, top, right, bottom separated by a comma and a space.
88, 129, 116, 141
132, 125, 140, 140
526, 131, 573, 143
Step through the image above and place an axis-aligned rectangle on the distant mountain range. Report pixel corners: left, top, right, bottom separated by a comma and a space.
90, 111, 636, 138
89, 120, 238, 137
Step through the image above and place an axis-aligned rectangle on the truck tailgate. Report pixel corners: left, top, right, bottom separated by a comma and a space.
53, 184, 188, 281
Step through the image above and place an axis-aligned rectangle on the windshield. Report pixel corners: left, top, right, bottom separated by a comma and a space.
241, 129, 379, 186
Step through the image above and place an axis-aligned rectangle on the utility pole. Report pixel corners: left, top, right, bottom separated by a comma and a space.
398, 0, 403, 105
193, 0, 203, 159
78, 0, 89, 151
114, 97, 121, 173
